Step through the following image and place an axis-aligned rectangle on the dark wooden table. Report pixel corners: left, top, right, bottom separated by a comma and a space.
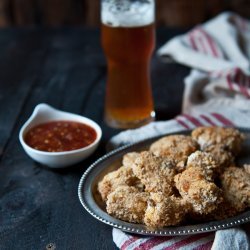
0, 28, 189, 250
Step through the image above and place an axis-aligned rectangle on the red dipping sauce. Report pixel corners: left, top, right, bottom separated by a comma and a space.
24, 121, 97, 152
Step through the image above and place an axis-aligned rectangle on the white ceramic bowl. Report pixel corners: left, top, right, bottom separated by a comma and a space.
19, 103, 102, 168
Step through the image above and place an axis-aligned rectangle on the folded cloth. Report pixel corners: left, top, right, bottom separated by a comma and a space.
109, 12, 250, 250
157, 11, 250, 73
157, 11, 250, 118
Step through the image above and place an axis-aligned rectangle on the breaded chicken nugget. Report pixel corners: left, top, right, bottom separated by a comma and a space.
204, 145, 234, 172
132, 151, 176, 195
174, 166, 223, 214
150, 135, 198, 172
122, 152, 140, 168
220, 166, 250, 211
186, 151, 218, 180
106, 186, 149, 224
191, 127, 244, 155
144, 193, 190, 228
188, 200, 238, 222
97, 166, 141, 201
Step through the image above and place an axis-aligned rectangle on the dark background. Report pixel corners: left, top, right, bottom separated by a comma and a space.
0, 0, 249, 27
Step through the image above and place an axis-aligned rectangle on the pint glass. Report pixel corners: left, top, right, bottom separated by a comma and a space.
101, 0, 155, 129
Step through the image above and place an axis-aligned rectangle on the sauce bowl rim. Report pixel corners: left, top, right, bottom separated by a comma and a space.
19, 103, 102, 156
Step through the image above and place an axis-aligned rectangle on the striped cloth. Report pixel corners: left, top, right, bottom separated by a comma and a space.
158, 11, 250, 73
113, 229, 214, 250
109, 12, 250, 250
108, 111, 248, 150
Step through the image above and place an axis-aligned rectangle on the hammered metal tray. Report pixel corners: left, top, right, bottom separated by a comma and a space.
78, 129, 250, 236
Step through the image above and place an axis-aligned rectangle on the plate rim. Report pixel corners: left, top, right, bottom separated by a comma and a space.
78, 127, 250, 236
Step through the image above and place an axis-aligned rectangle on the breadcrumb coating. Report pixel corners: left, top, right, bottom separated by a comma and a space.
150, 135, 198, 172
106, 186, 149, 224
132, 151, 176, 195
174, 166, 223, 214
186, 151, 218, 180
144, 193, 190, 228
220, 166, 250, 211
122, 152, 140, 168
204, 145, 234, 173
191, 127, 244, 154
97, 166, 142, 201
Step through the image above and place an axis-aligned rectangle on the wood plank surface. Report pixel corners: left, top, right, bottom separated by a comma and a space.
0, 30, 51, 157
0, 28, 189, 250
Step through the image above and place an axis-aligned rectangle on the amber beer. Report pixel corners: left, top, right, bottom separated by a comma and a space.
101, 0, 155, 128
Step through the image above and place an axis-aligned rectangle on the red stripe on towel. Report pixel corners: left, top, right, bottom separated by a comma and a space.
197, 34, 209, 55
193, 240, 214, 250
134, 237, 175, 250
199, 114, 217, 126
163, 233, 213, 250
234, 68, 250, 98
121, 237, 139, 250
191, 29, 209, 54
188, 32, 199, 51
196, 29, 212, 56
197, 28, 219, 58
182, 114, 204, 127
211, 113, 234, 126
226, 74, 234, 91
175, 117, 191, 129
240, 78, 250, 98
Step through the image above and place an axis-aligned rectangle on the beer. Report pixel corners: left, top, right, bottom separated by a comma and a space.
101, 0, 155, 128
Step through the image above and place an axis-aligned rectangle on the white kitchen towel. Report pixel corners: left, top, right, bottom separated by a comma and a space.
157, 11, 250, 118
157, 11, 250, 73
110, 12, 250, 250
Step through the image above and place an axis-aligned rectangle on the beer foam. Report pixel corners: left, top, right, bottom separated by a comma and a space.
101, 0, 154, 27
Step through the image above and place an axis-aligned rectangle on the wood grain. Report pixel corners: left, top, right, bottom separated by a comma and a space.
0, 28, 188, 250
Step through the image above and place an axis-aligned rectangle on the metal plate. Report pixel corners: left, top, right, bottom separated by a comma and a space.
78, 128, 250, 236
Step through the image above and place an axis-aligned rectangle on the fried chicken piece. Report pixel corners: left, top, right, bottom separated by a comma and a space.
220, 166, 250, 211
204, 145, 234, 173
188, 192, 241, 222
186, 151, 219, 180
150, 135, 198, 172
97, 166, 142, 201
174, 166, 223, 214
191, 127, 244, 155
188, 204, 237, 222
122, 152, 140, 168
132, 151, 176, 195
106, 186, 149, 224
144, 193, 190, 228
